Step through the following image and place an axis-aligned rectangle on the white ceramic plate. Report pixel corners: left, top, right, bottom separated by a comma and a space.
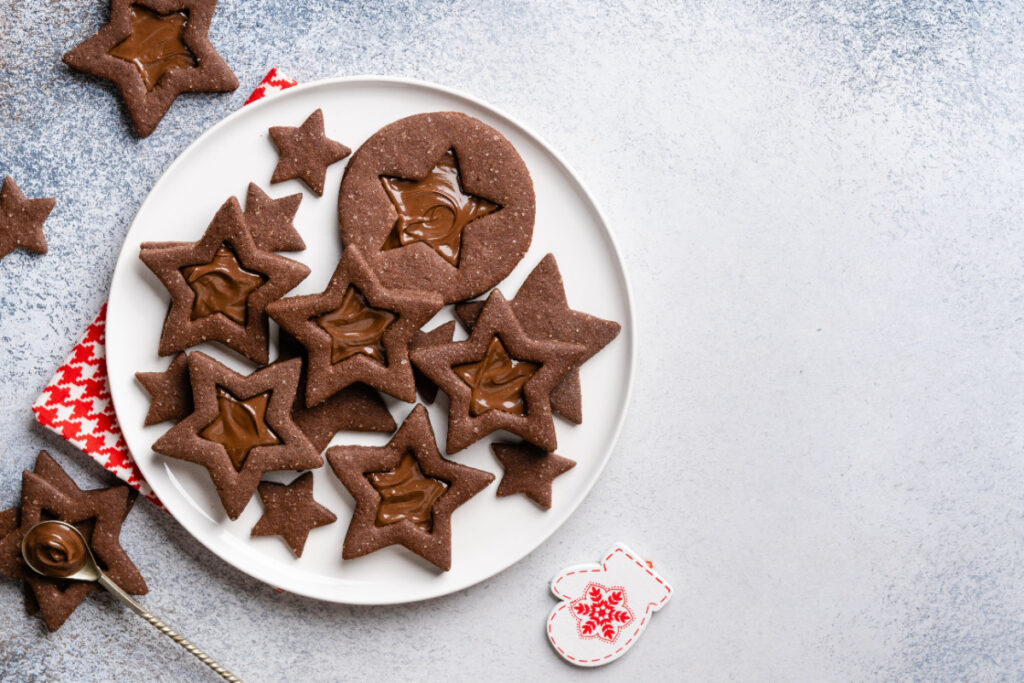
106, 76, 634, 604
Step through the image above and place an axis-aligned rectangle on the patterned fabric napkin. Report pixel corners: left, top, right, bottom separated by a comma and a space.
32, 68, 299, 508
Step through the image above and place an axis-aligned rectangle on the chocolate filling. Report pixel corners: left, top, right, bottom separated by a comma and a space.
181, 243, 266, 325
380, 150, 501, 266
367, 452, 448, 532
108, 5, 197, 91
454, 336, 538, 417
316, 286, 396, 365
200, 387, 280, 471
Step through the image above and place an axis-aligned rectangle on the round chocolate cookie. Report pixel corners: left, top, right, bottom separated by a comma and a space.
337, 112, 535, 304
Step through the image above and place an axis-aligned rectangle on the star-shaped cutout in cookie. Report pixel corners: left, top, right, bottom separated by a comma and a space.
267, 246, 443, 406
200, 387, 281, 471
492, 441, 576, 510
454, 336, 538, 417
411, 290, 586, 454
0, 452, 146, 632
62, 0, 238, 137
152, 352, 322, 519
326, 404, 494, 571
0, 176, 54, 260
136, 352, 192, 425
251, 472, 337, 557
455, 254, 621, 424
140, 196, 309, 364
380, 150, 501, 266
243, 183, 305, 252
269, 108, 351, 196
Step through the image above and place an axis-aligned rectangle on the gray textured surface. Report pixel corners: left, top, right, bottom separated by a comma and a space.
1, 0, 1023, 680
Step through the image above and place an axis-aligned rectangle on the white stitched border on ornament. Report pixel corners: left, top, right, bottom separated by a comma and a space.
548, 545, 671, 664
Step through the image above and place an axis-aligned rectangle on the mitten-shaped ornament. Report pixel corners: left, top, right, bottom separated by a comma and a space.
547, 543, 671, 667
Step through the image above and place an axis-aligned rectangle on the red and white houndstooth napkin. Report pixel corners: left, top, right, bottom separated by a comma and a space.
32, 68, 300, 508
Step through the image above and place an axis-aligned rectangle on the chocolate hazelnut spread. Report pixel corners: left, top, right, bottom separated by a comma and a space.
380, 150, 500, 266
108, 5, 196, 91
181, 244, 266, 325
316, 286, 396, 365
200, 387, 280, 471
22, 522, 88, 579
454, 336, 538, 417
368, 452, 448, 532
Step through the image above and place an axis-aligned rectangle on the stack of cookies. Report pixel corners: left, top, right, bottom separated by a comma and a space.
138, 110, 620, 571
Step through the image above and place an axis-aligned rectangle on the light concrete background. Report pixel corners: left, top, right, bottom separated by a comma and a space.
2, 0, 1024, 680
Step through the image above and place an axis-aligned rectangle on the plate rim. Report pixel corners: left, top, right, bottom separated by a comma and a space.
106, 74, 637, 604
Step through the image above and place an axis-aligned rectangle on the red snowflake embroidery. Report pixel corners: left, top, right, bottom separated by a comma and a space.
569, 582, 634, 643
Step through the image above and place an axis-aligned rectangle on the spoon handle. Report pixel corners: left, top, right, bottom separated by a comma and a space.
97, 574, 242, 682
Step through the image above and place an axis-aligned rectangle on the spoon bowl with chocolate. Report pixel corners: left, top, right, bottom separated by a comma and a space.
21, 520, 241, 682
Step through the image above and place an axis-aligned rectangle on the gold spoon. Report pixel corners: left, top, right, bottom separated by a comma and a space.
21, 520, 241, 682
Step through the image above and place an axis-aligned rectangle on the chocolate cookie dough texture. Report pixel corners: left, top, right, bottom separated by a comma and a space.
63, 0, 239, 137
338, 112, 535, 304
455, 254, 621, 424
410, 290, 587, 454
0, 451, 146, 632
326, 405, 494, 571
140, 196, 309, 365
266, 246, 443, 406
409, 321, 456, 404
275, 331, 398, 452
251, 472, 337, 557
492, 442, 576, 510
136, 352, 192, 425
152, 352, 322, 519
0, 176, 54, 261
243, 183, 305, 252
269, 109, 351, 196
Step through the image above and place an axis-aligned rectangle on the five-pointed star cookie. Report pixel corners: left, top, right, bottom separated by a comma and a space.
269, 109, 351, 196
140, 196, 309, 364
411, 290, 586, 454
326, 404, 494, 571
136, 352, 192, 425
0, 452, 146, 632
0, 176, 54, 260
492, 441, 576, 510
455, 254, 621, 425
62, 0, 239, 137
152, 352, 322, 519
243, 182, 305, 252
251, 472, 337, 557
267, 246, 443, 406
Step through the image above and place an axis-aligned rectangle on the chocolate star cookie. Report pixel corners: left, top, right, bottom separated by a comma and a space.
409, 321, 456, 404
140, 196, 309, 364
277, 328, 398, 450
269, 109, 351, 196
492, 442, 576, 510
136, 352, 192, 425
243, 183, 305, 252
251, 472, 336, 557
62, 0, 239, 137
0, 452, 146, 632
410, 290, 586, 454
266, 246, 443, 406
152, 352, 322, 519
0, 176, 54, 260
326, 404, 494, 571
455, 254, 621, 424
337, 112, 535, 303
